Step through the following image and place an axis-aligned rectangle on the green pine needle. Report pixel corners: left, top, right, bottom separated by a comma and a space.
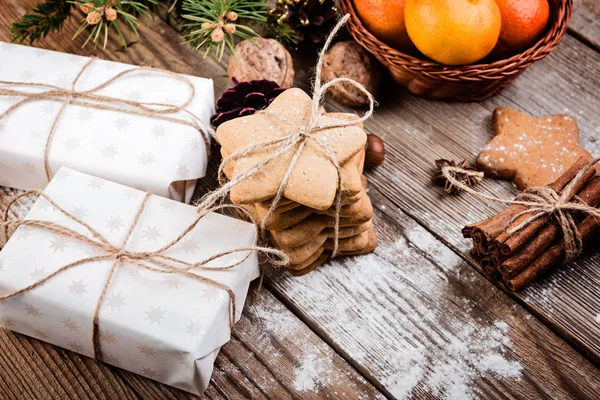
10, 0, 159, 49
266, 13, 299, 49
180, 0, 270, 62
10, 0, 300, 58
69, 0, 158, 48
10, 0, 73, 44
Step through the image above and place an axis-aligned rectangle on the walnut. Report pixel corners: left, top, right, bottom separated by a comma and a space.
321, 41, 380, 107
228, 38, 295, 88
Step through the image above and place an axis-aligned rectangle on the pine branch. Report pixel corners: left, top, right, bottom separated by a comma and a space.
10, 0, 296, 55
180, 0, 270, 62
265, 13, 299, 48
70, 0, 158, 48
10, 0, 73, 44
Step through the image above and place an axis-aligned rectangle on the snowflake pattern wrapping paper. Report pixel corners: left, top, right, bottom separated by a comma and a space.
0, 168, 260, 395
0, 42, 215, 203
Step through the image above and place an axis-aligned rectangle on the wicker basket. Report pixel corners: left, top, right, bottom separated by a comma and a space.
338, 0, 572, 101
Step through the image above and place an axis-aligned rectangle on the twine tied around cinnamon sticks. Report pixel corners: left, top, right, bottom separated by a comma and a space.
0, 190, 288, 361
442, 159, 600, 263
202, 14, 375, 257
0, 59, 214, 181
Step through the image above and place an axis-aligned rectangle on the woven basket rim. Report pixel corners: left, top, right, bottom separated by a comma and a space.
339, 0, 573, 77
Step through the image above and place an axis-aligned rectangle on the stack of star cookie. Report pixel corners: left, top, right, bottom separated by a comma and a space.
216, 88, 377, 275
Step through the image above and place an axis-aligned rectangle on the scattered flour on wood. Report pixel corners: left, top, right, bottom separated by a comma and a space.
404, 225, 462, 272
293, 349, 332, 391
251, 298, 378, 398
253, 300, 301, 338
254, 302, 334, 392
275, 222, 523, 399
585, 131, 599, 158
595, 314, 600, 324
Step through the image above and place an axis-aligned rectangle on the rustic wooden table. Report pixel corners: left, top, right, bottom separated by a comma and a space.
1, 0, 600, 398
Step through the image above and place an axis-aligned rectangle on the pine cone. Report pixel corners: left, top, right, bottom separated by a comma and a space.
432, 159, 484, 194
270, 0, 338, 47
104, 7, 117, 22
80, 2, 94, 13
211, 79, 286, 128
86, 11, 102, 25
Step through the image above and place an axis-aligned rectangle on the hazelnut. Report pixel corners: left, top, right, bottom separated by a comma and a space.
365, 134, 385, 169
228, 38, 294, 88
321, 41, 380, 107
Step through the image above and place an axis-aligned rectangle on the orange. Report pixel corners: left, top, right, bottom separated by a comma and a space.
493, 0, 550, 56
354, 0, 415, 53
405, 0, 502, 65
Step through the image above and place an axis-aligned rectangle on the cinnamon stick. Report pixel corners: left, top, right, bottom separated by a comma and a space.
480, 256, 499, 280
493, 161, 598, 256
505, 214, 600, 291
468, 210, 527, 254
462, 157, 592, 253
497, 176, 600, 279
469, 247, 482, 260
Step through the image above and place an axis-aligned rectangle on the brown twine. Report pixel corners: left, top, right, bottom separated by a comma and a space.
0, 59, 215, 181
198, 14, 375, 258
442, 159, 600, 262
0, 190, 288, 361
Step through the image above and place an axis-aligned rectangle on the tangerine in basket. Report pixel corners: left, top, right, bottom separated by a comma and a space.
353, 0, 415, 53
405, 0, 502, 65
493, 0, 550, 57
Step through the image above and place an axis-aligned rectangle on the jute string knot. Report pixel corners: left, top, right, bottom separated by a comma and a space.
202, 14, 375, 257
1, 190, 288, 361
442, 159, 600, 263
0, 59, 215, 181
442, 166, 485, 182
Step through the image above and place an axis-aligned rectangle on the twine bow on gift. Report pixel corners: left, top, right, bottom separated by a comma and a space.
202, 14, 375, 257
0, 191, 287, 361
0, 60, 215, 181
442, 159, 600, 262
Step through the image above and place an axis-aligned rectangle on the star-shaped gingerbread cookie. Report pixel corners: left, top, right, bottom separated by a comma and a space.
216, 88, 367, 210
476, 108, 592, 189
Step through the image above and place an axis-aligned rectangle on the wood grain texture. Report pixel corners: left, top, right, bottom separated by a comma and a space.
0, 287, 382, 400
0, 328, 159, 399
314, 34, 600, 364
1, 0, 600, 398
210, 288, 383, 399
569, 0, 600, 50
0, 3, 384, 399
266, 187, 600, 399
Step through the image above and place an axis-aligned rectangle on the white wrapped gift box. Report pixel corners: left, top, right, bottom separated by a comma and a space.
0, 168, 259, 395
0, 42, 215, 203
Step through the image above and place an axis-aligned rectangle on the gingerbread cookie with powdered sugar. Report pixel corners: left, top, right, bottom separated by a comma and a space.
477, 107, 592, 190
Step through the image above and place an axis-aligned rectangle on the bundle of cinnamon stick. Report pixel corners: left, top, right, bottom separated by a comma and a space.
463, 158, 600, 291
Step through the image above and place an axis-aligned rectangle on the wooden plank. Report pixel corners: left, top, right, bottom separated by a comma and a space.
207, 288, 384, 399
569, 0, 600, 51
312, 33, 600, 364
0, 3, 384, 399
267, 188, 600, 399
0, 286, 383, 399
0, 328, 159, 399
2, 0, 600, 398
